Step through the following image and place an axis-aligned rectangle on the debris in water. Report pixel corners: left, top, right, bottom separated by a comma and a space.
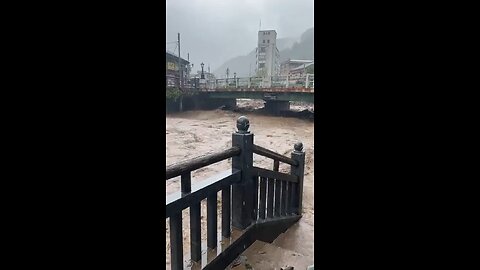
232, 257, 242, 267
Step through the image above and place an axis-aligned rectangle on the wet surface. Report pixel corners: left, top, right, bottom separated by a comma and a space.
166, 101, 314, 269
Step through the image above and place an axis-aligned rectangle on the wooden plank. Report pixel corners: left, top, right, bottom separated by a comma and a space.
287, 181, 292, 215
170, 212, 183, 270
181, 172, 191, 194
207, 193, 217, 249
251, 166, 298, 183
222, 186, 231, 238
274, 179, 281, 217
252, 176, 258, 221
255, 215, 302, 243
252, 144, 298, 166
190, 202, 201, 262
202, 224, 256, 270
281, 180, 287, 216
166, 146, 241, 180
290, 182, 298, 215
267, 178, 274, 218
259, 177, 267, 219
166, 169, 240, 218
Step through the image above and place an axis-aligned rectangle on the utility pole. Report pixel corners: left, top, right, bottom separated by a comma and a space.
226, 67, 229, 86
178, 33, 183, 112
178, 33, 182, 88
187, 53, 190, 82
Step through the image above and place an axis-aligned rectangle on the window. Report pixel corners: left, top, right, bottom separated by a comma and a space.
263, 40, 265, 43
259, 63, 265, 68
260, 47, 266, 52
267, 40, 269, 43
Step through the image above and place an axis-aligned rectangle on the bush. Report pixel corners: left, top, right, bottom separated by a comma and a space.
166, 87, 182, 101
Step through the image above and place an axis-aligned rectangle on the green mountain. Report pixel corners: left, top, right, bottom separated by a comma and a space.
213, 28, 313, 78
279, 27, 314, 62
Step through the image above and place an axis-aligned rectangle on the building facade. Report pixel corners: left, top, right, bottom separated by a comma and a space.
166, 51, 190, 87
280, 59, 314, 76
255, 30, 280, 78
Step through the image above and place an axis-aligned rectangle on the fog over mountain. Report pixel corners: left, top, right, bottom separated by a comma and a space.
166, 0, 314, 75
213, 27, 313, 78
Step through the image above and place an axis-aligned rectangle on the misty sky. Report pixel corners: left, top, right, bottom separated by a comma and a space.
166, 0, 313, 73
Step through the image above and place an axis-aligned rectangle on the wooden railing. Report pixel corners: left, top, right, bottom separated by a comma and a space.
166, 146, 241, 182
165, 116, 306, 269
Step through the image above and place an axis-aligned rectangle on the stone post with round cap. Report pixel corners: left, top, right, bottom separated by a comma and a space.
231, 116, 255, 229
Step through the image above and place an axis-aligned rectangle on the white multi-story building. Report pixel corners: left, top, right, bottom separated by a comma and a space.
255, 30, 280, 79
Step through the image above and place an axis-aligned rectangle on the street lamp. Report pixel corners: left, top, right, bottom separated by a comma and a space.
201, 62, 205, 79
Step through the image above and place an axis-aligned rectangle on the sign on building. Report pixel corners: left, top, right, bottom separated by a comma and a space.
167, 62, 177, 71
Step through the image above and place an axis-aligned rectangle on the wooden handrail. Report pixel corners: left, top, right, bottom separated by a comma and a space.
166, 169, 241, 218
252, 144, 298, 166
166, 146, 241, 180
251, 166, 298, 183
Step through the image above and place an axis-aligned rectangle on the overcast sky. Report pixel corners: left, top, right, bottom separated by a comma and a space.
166, 0, 313, 72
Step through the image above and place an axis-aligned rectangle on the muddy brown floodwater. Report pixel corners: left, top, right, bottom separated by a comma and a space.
166, 102, 314, 269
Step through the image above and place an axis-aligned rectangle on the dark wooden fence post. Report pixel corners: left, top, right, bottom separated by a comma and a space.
291, 142, 305, 215
231, 116, 254, 230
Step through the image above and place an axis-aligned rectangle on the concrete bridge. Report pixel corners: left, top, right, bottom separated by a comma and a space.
170, 74, 315, 114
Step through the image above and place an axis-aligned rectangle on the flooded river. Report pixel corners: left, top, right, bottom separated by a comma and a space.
166, 101, 314, 268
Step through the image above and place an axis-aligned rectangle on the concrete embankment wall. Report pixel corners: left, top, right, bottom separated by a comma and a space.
166, 94, 236, 113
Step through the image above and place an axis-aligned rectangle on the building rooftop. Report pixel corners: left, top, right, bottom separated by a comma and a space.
290, 62, 314, 71
282, 59, 314, 64
166, 51, 190, 65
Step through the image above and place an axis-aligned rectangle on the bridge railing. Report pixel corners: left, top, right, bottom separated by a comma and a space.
165, 116, 306, 269
196, 74, 315, 90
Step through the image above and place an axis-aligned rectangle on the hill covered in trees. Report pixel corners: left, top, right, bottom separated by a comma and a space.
213, 28, 313, 78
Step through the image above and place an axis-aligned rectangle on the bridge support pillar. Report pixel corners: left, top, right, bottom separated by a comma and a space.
264, 100, 290, 115
194, 95, 237, 110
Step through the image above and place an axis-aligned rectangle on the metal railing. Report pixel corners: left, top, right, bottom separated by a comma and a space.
166, 73, 315, 91
198, 74, 314, 90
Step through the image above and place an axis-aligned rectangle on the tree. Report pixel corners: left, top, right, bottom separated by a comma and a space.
305, 64, 314, 74
166, 87, 182, 101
